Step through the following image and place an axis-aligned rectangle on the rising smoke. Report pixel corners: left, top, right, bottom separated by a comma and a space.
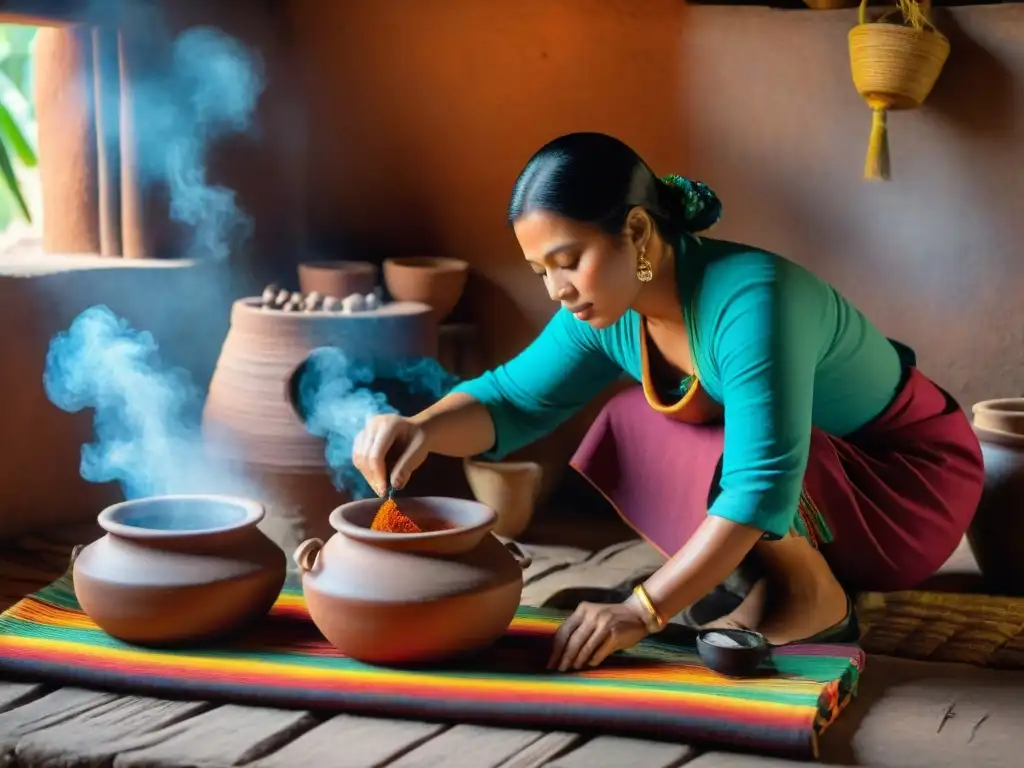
42, 16, 265, 497
106, 23, 265, 260
43, 15, 461, 503
295, 348, 461, 499
43, 305, 241, 499
44, 309, 461, 501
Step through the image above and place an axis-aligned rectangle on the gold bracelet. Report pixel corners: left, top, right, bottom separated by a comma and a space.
632, 583, 666, 633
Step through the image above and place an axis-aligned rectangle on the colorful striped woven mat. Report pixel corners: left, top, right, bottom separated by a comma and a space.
0, 573, 864, 759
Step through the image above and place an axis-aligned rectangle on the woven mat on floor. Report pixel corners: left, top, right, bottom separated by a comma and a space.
857, 590, 1024, 669
0, 572, 864, 760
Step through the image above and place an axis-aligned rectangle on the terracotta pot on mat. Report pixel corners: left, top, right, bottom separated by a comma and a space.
969, 399, 1024, 596
297, 260, 378, 298
72, 494, 286, 645
201, 298, 437, 554
383, 256, 469, 321
294, 496, 532, 665
848, 0, 949, 180
463, 458, 543, 539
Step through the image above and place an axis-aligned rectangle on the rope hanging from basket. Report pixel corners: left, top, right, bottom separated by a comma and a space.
848, 0, 949, 181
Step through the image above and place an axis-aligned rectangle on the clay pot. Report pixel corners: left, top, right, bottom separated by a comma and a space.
463, 458, 543, 539
71, 494, 286, 645
201, 298, 438, 554
294, 496, 532, 665
297, 260, 378, 299
383, 257, 469, 322
969, 399, 1024, 595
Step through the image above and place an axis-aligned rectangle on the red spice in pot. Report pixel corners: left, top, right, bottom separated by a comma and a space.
370, 499, 423, 533
369, 498, 460, 533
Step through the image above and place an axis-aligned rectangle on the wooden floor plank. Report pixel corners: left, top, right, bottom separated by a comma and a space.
248, 714, 448, 768
0, 688, 119, 761
388, 724, 549, 768
546, 736, 696, 768
496, 732, 582, 767
14, 695, 213, 768
686, 755, 855, 767
111, 705, 316, 768
0, 681, 44, 712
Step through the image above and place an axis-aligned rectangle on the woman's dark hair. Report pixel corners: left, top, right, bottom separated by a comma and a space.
507, 132, 721, 239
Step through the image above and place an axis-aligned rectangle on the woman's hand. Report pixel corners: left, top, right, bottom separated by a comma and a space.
547, 599, 651, 672
352, 414, 430, 496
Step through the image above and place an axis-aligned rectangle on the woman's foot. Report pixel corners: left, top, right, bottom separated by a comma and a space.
701, 578, 767, 632
754, 577, 851, 645
701, 536, 854, 645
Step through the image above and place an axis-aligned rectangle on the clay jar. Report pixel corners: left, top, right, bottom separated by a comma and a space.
72, 494, 286, 645
298, 260, 379, 298
969, 399, 1024, 595
383, 257, 469, 322
294, 496, 531, 665
463, 458, 543, 539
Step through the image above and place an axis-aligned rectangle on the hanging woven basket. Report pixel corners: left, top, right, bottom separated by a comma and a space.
848, 0, 950, 180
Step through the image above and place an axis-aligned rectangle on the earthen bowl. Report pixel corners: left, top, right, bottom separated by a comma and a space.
973, 398, 1024, 437
297, 260, 378, 298
463, 458, 543, 539
696, 628, 772, 677
72, 494, 286, 646
294, 496, 532, 665
382, 256, 469, 321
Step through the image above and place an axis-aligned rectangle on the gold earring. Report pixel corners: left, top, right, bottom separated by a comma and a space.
636, 248, 653, 283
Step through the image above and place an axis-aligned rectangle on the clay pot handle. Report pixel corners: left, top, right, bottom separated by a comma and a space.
504, 540, 533, 570
68, 544, 83, 568
293, 538, 324, 573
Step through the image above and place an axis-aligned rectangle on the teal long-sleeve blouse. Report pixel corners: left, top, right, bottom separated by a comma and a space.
451, 235, 903, 539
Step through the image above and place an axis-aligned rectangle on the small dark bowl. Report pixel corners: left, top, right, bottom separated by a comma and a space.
696, 628, 772, 677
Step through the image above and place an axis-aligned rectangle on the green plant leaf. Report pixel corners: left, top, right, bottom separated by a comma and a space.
0, 71, 36, 166
0, 132, 31, 222
0, 185, 13, 232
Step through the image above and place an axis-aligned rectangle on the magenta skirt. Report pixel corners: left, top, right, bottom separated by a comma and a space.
569, 367, 985, 592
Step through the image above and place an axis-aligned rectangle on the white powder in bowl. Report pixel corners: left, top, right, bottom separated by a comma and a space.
702, 631, 755, 649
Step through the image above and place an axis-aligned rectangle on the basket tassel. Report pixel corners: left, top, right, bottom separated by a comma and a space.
864, 100, 891, 181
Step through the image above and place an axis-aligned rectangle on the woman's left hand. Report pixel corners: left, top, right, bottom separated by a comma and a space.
547, 599, 651, 672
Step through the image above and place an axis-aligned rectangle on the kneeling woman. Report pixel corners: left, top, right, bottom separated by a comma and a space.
351, 132, 984, 672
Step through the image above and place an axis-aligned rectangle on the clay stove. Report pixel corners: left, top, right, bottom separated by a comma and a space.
201, 286, 438, 553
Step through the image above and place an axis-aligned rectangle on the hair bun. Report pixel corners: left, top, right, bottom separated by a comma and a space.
659, 174, 722, 233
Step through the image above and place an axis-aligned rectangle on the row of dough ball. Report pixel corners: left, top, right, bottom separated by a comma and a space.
260, 285, 385, 313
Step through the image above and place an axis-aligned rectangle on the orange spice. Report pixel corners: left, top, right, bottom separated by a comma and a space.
370, 498, 424, 534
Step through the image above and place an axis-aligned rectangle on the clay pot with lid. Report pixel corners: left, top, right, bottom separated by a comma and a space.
969, 399, 1024, 595
71, 494, 286, 645
294, 496, 532, 665
383, 257, 469, 321
298, 260, 378, 298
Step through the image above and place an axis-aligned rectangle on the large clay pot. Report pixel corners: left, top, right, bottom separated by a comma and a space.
383, 257, 469, 322
297, 260, 378, 298
969, 399, 1024, 595
294, 496, 532, 665
72, 494, 286, 645
463, 458, 543, 539
201, 298, 437, 553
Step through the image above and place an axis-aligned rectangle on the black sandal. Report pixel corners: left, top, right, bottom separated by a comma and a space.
787, 592, 861, 645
